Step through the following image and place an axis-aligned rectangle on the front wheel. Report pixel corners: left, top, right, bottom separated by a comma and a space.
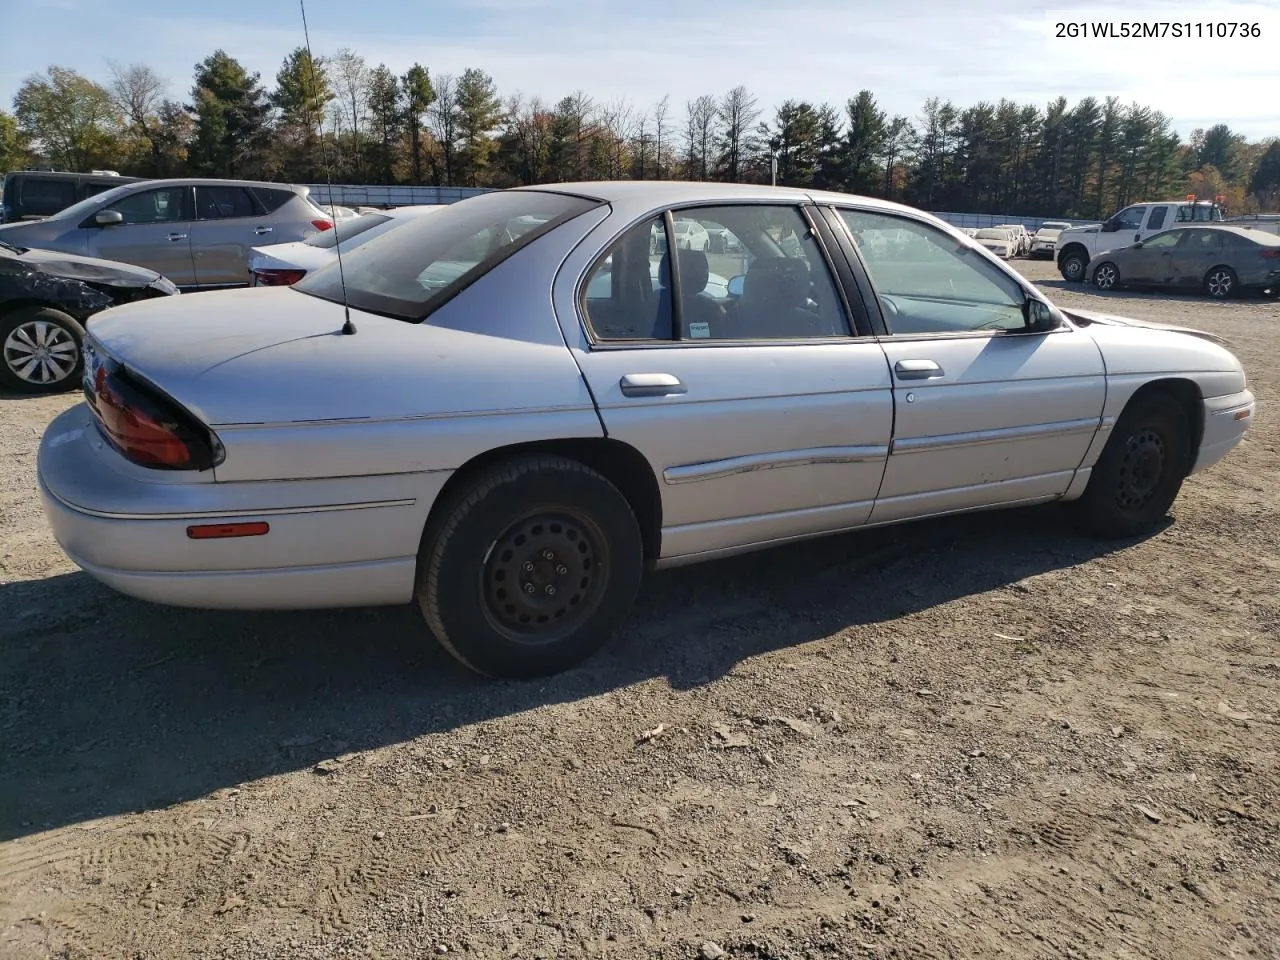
1069, 391, 1191, 539
0, 305, 85, 394
1204, 266, 1237, 300
1059, 249, 1088, 283
416, 455, 644, 678
1093, 261, 1120, 291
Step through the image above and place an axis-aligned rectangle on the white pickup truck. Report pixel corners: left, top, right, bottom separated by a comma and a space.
1056, 200, 1227, 282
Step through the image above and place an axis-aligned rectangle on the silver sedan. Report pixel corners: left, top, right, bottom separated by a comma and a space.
37, 182, 1255, 678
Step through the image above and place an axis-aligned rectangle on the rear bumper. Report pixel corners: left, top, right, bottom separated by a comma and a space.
1192, 389, 1255, 474
37, 405, 442, 610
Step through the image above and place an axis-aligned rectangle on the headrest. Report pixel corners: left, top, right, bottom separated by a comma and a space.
743, 257, 809, 296
657, 248, 711, 295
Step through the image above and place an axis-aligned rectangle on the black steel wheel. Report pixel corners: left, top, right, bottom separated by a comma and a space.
416, 455, 644, 678
1069, 391, 1191, 539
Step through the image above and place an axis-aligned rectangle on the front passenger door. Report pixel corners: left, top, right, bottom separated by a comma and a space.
1122, 230, 1182, 283
87, 185, 196, 286
832, 207, 1107, 524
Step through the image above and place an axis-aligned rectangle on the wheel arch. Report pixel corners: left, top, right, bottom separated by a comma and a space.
419, 437, 664, 565
0, 298, 88, 324
1123, 377, 1205, 465
1058, 241, 1089, 265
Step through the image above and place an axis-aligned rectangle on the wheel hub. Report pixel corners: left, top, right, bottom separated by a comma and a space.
4, 320, 77, 385
482, 513, 605, 641
1116, 429, 1165, 508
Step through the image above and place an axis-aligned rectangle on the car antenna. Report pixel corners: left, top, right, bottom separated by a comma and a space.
299, 0, 356, 335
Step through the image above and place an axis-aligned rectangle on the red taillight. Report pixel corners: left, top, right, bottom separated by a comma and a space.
1261, 249, 1280, 259
310, 218, 333, 231
254, 268, 307, 286
87, 361, 220, 471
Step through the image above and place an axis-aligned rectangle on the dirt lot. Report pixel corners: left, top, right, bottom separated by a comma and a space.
1, 260, 1278, 960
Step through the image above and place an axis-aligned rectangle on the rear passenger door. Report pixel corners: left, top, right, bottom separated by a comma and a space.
1168, 229, 1221, 288
189, 185, 271, 288
557, 203, 895, 562
1136, 204, 1170, 242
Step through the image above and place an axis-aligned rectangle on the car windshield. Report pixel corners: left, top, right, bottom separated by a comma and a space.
976, 229, 1008, 240
44, 182, 140, 222
293, 190, 602, 321
304, 212, 392, 249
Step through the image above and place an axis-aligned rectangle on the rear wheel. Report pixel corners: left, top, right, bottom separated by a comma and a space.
1204, 266, 1237, 299
0, 306, 85, 394
1093, 261, 1120, 290
416, 455, 644, 678
1069, 391, 1191, 539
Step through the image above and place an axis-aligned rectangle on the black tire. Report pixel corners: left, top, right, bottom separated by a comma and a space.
1204, 265, 1237, 300
1059, 248, 1088, 283
1093, 261, 1120, 291
0, 305, 85, 394
1069, 391, 1192, 539
416, 455, 644, 678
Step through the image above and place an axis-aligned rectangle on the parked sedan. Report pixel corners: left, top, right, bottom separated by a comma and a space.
974, 228, 1016, 258
38, 183, 1254, 680
248, 205, 444, 286
0, 178, 334, 291
1, 237, 177, 393
1086, 225, 1280, 299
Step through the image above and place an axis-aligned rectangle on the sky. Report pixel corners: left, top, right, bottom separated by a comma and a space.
4, 0, 1278, 141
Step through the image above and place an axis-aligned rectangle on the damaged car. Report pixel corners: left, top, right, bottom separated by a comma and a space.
0, 238, 178, 394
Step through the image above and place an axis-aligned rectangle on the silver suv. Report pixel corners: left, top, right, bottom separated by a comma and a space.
0, 178, 335, 290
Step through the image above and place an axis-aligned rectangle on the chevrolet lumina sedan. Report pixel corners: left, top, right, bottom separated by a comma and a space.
974, 228, 1015, 258
38, 182, 1255, 679
1086, 225, 1280, 299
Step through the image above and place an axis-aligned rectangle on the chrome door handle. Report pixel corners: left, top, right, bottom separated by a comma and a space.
167, 232, 188, 241
894, 359, 944, 380
619, 373, 687, 397
254, 226, 273, 235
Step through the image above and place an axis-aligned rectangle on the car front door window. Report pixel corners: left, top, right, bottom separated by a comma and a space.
107, 187, 189, 224
838, 208, 1028, 334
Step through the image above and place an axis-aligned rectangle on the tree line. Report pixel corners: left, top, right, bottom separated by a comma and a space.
3, 51, 1279, 219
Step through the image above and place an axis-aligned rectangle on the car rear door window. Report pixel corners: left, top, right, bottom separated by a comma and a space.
251, 187, 297, 213
196, 186, 260, 220
582, 205, 849, 342
20, 179, 76, 217
1146, 206, 1168, 231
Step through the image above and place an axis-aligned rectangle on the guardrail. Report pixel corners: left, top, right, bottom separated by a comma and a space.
304, 184, 495, 207
929, 211, 1099, 231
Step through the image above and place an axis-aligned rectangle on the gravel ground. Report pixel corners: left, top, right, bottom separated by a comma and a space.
1, 259, 1277, 960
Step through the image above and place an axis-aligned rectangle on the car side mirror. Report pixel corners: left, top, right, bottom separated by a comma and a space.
1133, 240, 1144, 248
1022, 295, 1062, 332
93, 210, 123, 227
1100, 220, 1116, 232
727, 274, 746, 297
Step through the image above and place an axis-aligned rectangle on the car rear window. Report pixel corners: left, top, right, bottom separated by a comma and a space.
294, 190, 603, 322
305, 212, 392, 248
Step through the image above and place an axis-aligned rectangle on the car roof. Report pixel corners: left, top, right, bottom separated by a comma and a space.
1166, 224, 1280, 243
106, 177, 307, 192
513, 179, 925, 217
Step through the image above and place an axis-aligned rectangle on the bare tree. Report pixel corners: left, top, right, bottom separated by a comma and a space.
684, 94, 717, 180
653, 94, 670, 179
598, 98, 634, 179
504, 93, 552, 184
330, 48, 369, 177
715, 85, 760, 182
107, 61, 167, 174
429, 73, 459, 184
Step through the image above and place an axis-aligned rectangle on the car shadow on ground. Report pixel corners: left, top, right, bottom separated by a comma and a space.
1035, 277, 1276, 303
0, 503, 1154, 841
